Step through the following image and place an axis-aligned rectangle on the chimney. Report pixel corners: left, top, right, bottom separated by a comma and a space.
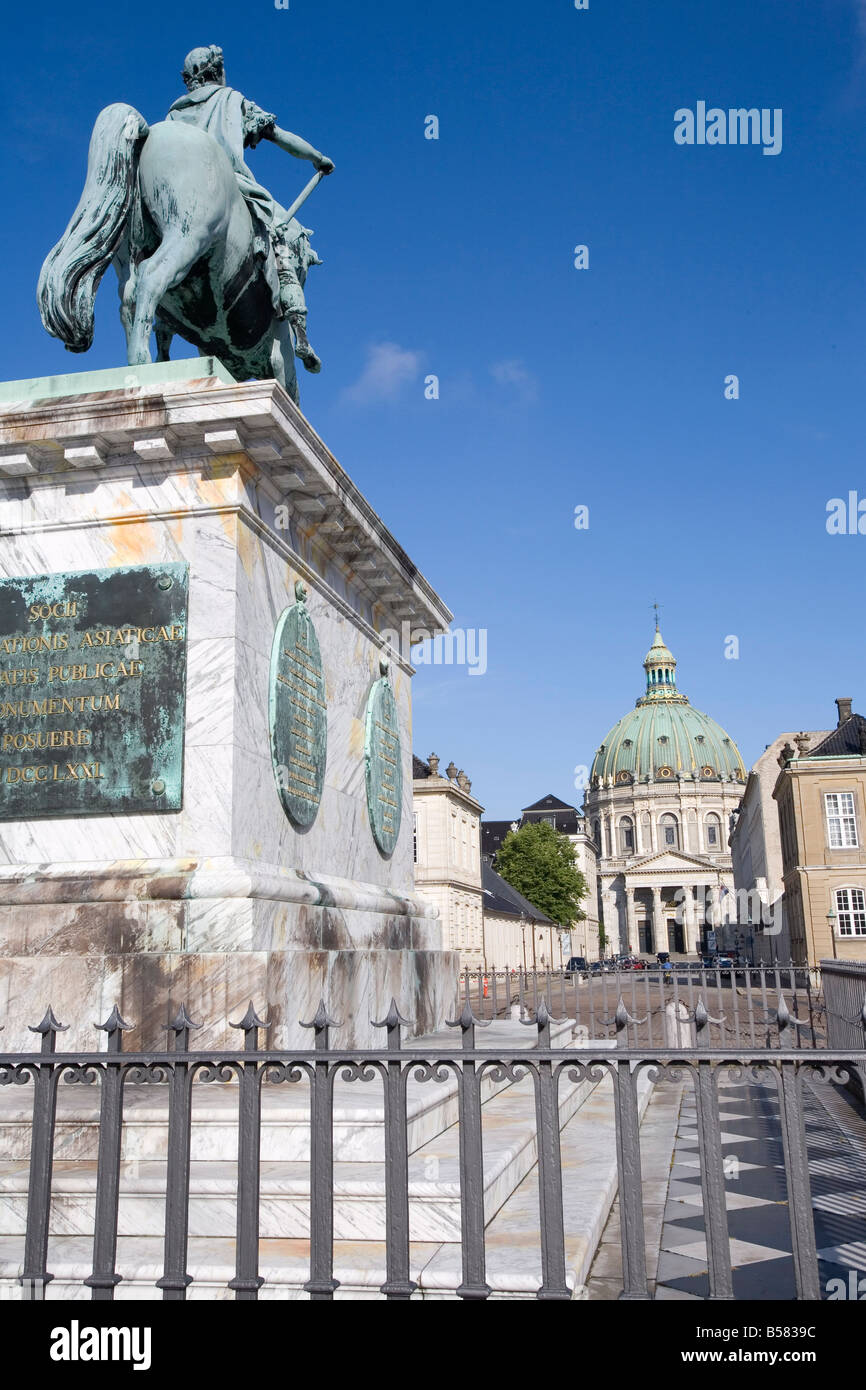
836, 697, 853, 727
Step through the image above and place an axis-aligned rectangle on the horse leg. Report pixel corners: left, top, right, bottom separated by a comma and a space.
114, 246, 138, 364
269, 320, 300, 404
128, 233, 204, 365
154, 317, 173, 363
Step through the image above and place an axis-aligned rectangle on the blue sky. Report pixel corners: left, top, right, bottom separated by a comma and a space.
2, 0, 865, 816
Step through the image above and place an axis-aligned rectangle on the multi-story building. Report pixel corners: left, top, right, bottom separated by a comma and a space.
729, 731, 828, 962
412, 754, 485, 965
774, 698, 866, 967
585, 626, 746, 956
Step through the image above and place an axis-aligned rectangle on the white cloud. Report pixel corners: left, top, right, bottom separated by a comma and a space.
489, 358, 539, 404
341, 342, 423, 404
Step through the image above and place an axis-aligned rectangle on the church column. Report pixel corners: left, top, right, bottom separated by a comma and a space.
626, 886, 639, 954
685, 886, 701, 953
652, 885, 663, 954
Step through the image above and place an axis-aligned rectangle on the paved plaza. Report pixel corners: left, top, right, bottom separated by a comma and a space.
588, 1074, 866, 1299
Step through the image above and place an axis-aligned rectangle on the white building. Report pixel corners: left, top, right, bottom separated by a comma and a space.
412, 754, 485, 966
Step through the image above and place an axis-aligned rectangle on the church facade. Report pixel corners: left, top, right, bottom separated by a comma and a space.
585, 627, 747, 956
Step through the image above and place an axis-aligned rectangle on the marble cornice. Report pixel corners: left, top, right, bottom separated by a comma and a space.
411, 777, 484, 813
0, 378, 451, 639
0, 855, 439, 918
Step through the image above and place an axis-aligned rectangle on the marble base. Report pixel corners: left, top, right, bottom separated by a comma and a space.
0, 855, 457, 1050
0, 372, 458, 1049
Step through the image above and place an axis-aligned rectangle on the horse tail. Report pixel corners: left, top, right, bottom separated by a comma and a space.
37, 103, 149, 352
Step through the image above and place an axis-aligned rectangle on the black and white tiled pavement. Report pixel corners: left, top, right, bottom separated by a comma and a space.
655, 1077, 866, 1300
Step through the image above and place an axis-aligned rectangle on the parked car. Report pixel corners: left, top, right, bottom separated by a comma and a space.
564, 957, 587, 976
589, 961, 612, 974
631, 959, 648, 971
716, 955, 734, 976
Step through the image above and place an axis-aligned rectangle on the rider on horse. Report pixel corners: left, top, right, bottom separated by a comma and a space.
167, 45, 334, 371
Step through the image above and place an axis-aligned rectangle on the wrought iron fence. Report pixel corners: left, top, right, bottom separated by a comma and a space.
0, 993, 863, 1302
822, 959, 866, 1051
458, 963, 824, 1047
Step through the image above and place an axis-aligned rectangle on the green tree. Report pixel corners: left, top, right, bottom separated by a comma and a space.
495, 822, 587, 928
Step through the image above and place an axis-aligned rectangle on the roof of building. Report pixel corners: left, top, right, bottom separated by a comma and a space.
482, 862, 554, 923
803, 712, 866, 759
522, 794, 576, 814
412, 755, 432, 779
589, 626, 746, 787
481, 820, 515, 859
482, 795, 584, 860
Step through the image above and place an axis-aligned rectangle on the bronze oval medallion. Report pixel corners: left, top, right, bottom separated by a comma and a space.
269, 581, 327, 828
364, 660, 402, 856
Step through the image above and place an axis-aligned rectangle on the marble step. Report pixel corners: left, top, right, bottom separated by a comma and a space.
0, 1019, 577, 1165
0, 1069, 655, 1300
0, 1064, 596, 1244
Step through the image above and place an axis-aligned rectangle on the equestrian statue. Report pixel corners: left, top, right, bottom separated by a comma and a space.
37, 45, 335, 404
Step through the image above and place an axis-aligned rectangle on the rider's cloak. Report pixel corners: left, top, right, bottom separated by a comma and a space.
166, 83, 287, 239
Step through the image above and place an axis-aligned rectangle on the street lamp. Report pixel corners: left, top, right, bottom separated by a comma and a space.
827, 908, 837, 960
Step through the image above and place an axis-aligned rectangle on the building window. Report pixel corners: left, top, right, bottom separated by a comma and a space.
835, 887, 866, 937
825, 792, 858, 849
705, 814, 721, 849
413, 812, 418, 863
660, 814, 679, 849
619, 816, 634, 853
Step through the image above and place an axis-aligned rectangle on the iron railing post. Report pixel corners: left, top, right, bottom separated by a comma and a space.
85, 1005, 133, 1300
373, 999, 416, 1299
775, 998, 820, 1299
21, 1007, 68, 1300
446, 1003, 491, 1299
301, 999, 341, 1300
612, 999, 649, 1300
156, 1003, 200, 1301
522, 999, 570, 1299
227, 1001, 269, 1301
693, 999, 734, 1299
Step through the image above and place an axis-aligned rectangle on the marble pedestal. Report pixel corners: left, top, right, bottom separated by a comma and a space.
0, 360, 458, 1049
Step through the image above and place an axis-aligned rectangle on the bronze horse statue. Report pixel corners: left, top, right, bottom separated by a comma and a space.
38, 102, 324, 403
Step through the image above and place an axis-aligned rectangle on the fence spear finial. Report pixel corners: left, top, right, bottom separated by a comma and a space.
231, 1001, 270, 1052
164, 1002, 201, 1050
29, 1007, 69, 1054
300, 998, 341, 1049
446, 1001, 490, 1048
520, 995, 559, 1046
372, 998, 412, 1050
96, 1005, 133, 1053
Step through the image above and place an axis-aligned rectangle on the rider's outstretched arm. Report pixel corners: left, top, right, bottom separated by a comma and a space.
266, 125, 334, 173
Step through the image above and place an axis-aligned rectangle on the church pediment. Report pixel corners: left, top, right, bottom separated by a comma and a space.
625, 849, 716, 875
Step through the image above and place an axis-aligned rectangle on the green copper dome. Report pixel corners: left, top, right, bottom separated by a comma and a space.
590, 627, 746, 786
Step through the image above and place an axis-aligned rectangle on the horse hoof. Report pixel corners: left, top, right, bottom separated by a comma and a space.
302, 354, 322, 374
